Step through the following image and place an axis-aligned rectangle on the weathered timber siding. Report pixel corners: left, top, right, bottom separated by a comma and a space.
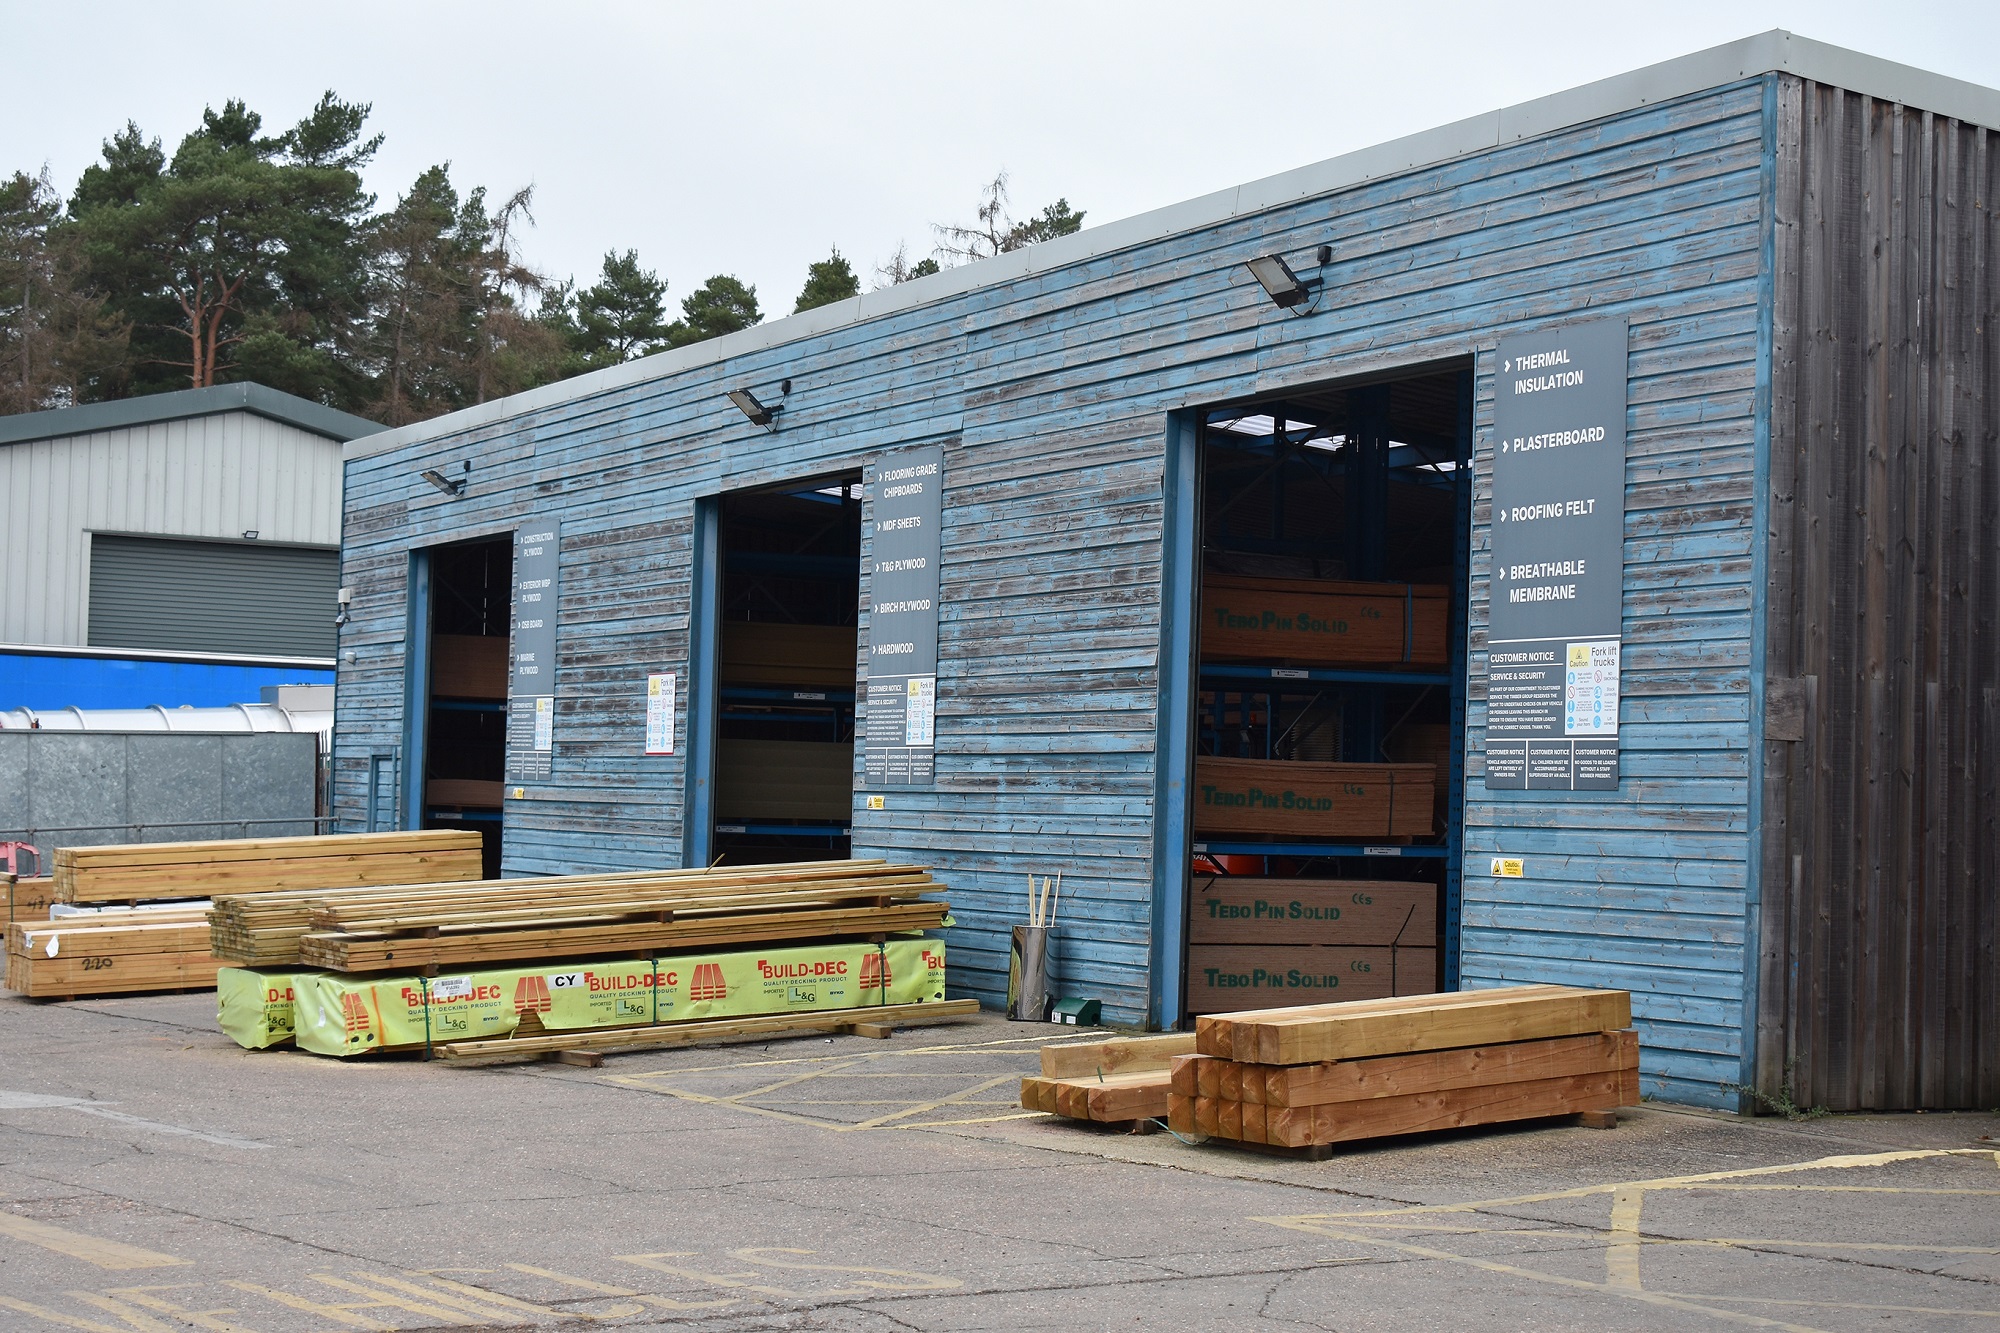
1757, 79, 2000, 1110
1456, 84, 1771, 1108
337, 79, 1772, 1093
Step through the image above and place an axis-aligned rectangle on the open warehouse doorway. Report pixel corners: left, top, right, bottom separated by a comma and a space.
419, 537, 512, 877
1178, 363, 1472, 1020
708, 475, 864, 865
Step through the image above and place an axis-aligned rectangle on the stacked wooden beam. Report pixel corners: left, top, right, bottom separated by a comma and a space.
1019, 1033, 1195, 1125
3, 831, 483, 1000
1166, 985, 1638, 1152
54, 830, 484, 904
6, 906, 222, 998
6, 877, 57, 923
210, 859, 946, 972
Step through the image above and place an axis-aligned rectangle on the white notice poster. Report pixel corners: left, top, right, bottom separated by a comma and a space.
532, 696, 554, 752
645, 672, 676, 755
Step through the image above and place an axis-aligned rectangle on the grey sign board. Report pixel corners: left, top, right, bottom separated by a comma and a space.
1484, 317, 1627, 791
506, 520, 560, 782
862, 445, 942, 787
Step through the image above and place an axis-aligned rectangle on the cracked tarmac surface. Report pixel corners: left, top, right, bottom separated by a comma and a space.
1, 993, 1995, 1331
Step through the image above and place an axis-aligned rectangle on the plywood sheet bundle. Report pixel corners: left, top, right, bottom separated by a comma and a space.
208, 859, 948, 972
1193, 757, 1434, 838
1019, 1033, 1195, 1125
1186, 879, 1438, 1012
6, 906, 222, 998
1165, 985, 1637, 1151
1200, 576, 1448, 665
54, 829, 484, 904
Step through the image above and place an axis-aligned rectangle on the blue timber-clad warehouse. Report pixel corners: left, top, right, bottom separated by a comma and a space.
334, 32, 1998, 1112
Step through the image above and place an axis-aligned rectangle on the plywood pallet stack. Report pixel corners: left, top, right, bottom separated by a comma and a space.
4, 830, 483, 1000
1169, 986, 1638, 1154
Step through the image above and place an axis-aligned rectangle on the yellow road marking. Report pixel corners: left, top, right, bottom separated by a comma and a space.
846, 1074, 1022, 1130
1657, 1293, 2000, 1318
0, 1215, 189, 1270
895, 1111, 1049, 1127
1605, 1187, 1644, 1291
225, 1280, 393, 1330
0, 1295, 135, 1333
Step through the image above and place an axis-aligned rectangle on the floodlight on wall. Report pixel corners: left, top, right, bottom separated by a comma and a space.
727, 387, 783, 433
419, 463, 468, 497
1245, 245, 1332, 315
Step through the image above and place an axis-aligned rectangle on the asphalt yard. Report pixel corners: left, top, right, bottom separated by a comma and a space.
2, 994, 1996, 1331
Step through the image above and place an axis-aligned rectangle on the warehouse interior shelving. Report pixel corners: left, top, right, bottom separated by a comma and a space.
418, 537, 512, 878
711, 475, 864, 865
1188, 364, 1473, 984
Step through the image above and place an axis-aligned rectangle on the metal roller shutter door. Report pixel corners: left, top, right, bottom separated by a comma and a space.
88, 535, 338, 658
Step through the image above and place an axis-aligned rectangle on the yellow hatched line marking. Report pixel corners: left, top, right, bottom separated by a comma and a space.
0, 1214, 188, 1270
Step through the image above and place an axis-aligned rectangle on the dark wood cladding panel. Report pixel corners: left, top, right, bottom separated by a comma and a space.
1761, 77, 1999, 1110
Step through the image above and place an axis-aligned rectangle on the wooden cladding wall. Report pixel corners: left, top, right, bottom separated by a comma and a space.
1758, 79, 2000, 1110
336, 78, 1772, 1087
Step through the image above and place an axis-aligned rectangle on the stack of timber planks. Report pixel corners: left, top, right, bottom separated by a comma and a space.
209, 859, 944, 971
1165, 985, 1638, 1152
54, 830, 484, 904
6, 876, 57, 924
1186, 878, 1437, 1011
4, 831, 482, 1000
1019, 1033, 1196, 1126
7, 905, 222, 998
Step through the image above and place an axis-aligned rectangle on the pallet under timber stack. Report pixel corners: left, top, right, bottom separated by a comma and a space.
1019, 1033, 1197, 1128
1163, 986, 1638, 1155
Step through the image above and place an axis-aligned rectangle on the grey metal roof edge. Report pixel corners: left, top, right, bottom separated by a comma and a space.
1, 382, 385, 448
0, 639, 336, 669
345, 29, 2000, 464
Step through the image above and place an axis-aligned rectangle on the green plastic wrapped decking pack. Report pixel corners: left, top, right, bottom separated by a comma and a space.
217, 967, 318, 1048
267, 937, 944, 1057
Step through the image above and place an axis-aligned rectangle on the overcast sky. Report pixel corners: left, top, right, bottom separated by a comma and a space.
6, 2, 1997, 319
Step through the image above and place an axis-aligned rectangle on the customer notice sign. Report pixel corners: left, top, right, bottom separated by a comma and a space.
1484, 318, 1626, 791
862, 444, 942, 787
507, 520, 560, 781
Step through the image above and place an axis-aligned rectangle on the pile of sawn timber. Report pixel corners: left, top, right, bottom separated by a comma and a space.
1169, 985, 1637, 1151
209, 859, 948, 971
209, 859, 977, 1060
7, 905, 218, 997
4, 831, 482, 1000
1019, 1033, 1196, 1126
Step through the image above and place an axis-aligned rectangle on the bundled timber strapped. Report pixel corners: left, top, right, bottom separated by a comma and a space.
1201, 576, 1448, 666
1019, 1033, 1195, 1125
208, 859, 949, 972
1186, 879, 1439, 1013
214, 939, 963, 1059
1192, 758, 1434, 838
7, 906, 222, 998
53, 830, 484, 904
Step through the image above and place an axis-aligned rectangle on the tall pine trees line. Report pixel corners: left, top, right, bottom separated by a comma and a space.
0, 96, 1082, 426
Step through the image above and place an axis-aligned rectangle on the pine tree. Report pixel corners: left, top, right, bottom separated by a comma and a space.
794, 248, 860, 312
0, 169, 127, 411
667, 275, 761, 347
573, 249, 670, 367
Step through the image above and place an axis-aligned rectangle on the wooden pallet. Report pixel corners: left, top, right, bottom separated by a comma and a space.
54, 830, 484, 904
436, 998, 980, 1062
